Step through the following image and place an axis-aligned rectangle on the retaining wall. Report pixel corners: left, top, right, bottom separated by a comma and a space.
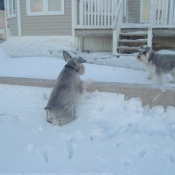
0, 76, 175, 108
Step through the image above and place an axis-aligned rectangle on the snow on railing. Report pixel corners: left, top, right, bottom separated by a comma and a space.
78, 0, 119, 28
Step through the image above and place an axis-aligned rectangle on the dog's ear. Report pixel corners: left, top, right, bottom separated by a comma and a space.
63, 51, 72, 62
138, 46, 143, 51
77, 57, 86, 63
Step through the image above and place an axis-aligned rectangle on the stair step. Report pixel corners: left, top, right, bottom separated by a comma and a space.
119, 39, 147, 43
120, 31, 148, 36
118, 46, 139, 51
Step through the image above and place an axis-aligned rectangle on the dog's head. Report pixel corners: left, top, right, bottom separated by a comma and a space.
137, 45, 151, 64
63, 51, 86, 75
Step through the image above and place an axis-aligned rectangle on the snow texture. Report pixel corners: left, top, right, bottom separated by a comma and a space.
0, 37, 175, 174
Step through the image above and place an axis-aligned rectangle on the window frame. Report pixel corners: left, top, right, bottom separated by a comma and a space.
6, 0, 16, 18
26, 0, 64, 16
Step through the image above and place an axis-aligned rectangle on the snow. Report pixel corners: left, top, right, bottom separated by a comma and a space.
1, 36, 175, 174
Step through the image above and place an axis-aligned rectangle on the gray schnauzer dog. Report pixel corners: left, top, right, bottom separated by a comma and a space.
137, 45, 175, 84
45, 51, 89, 126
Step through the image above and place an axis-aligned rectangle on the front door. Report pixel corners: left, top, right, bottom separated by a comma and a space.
140, 0, 168, 25
140, 0, 150, 23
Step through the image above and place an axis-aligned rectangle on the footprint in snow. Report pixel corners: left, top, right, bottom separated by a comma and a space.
40, 146, 49, 163
67, 140, 74, 159
99, 104, 105, 111
116, 140, 123, 147
122, 159, 132, 166
139, 148, 147, 158
65, 131, 82, 159
165, 151, 175, 164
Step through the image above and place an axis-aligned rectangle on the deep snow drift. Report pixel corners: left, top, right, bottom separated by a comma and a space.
1, 37, 175, 174
1, 84, 175, 174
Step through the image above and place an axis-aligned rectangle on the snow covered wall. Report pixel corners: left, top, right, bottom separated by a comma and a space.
0, 77, 175, 108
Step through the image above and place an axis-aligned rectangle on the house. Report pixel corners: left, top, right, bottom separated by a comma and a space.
3, 0, 175, 54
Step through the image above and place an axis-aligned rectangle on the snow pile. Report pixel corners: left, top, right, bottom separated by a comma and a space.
0, 47, 10, 59
0, 36, 146, 70
0, 36, 77, 58
1, 36, 175, 174
0, 84, 175, 174
0, 56, 154, 84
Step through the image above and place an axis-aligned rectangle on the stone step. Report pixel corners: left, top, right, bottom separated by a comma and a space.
118, 46, 139, 51
120, 31, 148, 36
119, 39, 147, 43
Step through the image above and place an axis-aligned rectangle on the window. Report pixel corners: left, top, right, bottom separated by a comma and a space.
26, 0, 64, 16
7, 0, 16, 18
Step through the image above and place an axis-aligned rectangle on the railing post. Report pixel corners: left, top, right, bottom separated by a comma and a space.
112, 0, 123, 55
79, 0, 83, 27
170, 0, 175, 25
147, 28, 152, 47
169, 0, 174, 25
163, 0, 168, 25
113, 29, 117, 55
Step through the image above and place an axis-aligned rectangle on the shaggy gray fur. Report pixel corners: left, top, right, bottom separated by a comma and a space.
45, 51, 87, 125
137, 45, 175, 83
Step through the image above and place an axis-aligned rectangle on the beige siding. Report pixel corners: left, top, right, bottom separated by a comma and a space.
8, 17, 18, 36
20, 0, 72, 36
127, 0, 140, 23
84, 36, 112, 52
153, 37, 175, 49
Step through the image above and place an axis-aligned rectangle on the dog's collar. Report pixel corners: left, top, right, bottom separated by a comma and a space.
65, 65, 77, 72
148, 50, 155, 62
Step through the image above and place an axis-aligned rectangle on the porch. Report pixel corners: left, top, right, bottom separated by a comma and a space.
72, 0, 175, 54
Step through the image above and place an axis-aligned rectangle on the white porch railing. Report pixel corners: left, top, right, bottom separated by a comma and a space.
150, 0, 175, 26
113, 0, 123, 55
77, 0, 120, 28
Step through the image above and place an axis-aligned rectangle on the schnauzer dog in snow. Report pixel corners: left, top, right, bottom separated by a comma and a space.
137, 45, 175, 84
45, 51, 91, 126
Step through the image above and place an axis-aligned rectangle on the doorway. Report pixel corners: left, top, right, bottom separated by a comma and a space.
140, 0, 150, 23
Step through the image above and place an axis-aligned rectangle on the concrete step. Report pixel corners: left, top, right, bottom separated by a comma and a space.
120, 31, 148, 36
119, 39, 147, 43
118, 46, 139, 51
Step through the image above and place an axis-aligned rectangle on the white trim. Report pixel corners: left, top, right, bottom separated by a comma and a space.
123, 0, 127, 17
26, 0, 64, 16
72, 0, 76, 36
17, 0, 21, 36
6, 0, 17, 19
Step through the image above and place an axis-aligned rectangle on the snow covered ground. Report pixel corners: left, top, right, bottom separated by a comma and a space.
1, 37, 175, 174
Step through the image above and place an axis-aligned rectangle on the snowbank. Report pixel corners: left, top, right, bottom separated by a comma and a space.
1, 84, 175, 174
0, 47, 10, 59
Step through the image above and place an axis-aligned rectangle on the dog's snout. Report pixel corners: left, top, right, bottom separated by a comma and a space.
138, 55, 140, 59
